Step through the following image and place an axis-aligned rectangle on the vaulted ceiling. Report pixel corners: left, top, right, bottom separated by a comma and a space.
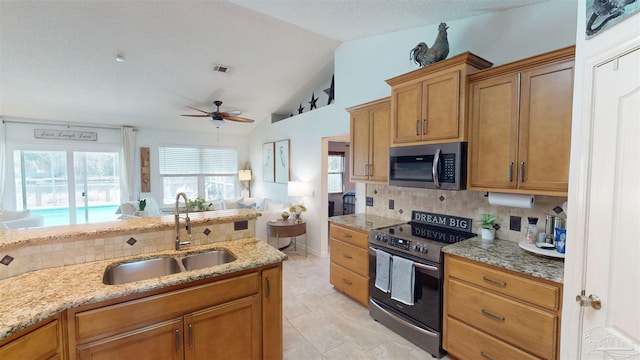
0, 0, 547, 136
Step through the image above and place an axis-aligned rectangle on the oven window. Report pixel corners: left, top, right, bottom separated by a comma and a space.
389, 155, 434, 181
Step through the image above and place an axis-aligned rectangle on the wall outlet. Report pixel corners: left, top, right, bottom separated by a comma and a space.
388, 199, 394, 210
510, 216, 521, 231
366, 197, 374, 206
234, 220, 248, 231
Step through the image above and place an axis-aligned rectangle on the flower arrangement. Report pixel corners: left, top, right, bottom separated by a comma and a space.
289, 204, 307, 214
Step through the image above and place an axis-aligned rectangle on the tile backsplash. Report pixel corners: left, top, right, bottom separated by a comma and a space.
366, 184, 567, 242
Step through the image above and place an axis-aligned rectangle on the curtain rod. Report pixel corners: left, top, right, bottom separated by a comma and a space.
1, 119, 136, 131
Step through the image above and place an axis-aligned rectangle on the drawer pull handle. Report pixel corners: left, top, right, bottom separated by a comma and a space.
175, 328, 180, 353
482, 276, 506, 287
342, 278, 352, 286
481, 309, 505, 322
342, 233, 352, 238
342, 253, 353, 259
480, 351, 494, 360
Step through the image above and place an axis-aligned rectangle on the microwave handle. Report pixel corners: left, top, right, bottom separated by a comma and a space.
432, 148, 441, 189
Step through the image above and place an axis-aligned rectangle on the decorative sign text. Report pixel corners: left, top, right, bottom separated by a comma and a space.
411, 210, 472, 232
34, 129, 97, 141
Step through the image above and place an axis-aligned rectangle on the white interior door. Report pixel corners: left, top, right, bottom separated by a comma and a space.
579, 46, 640, 359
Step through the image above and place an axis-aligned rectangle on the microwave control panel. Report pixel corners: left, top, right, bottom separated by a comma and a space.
441, 154, 456, 183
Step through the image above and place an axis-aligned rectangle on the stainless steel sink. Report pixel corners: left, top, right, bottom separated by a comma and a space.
181, 250, 236, 271
103, 257, 182, 285
102, 249, 236, 285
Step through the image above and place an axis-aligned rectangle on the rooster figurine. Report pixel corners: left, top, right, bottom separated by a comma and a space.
410, 22, 450, 67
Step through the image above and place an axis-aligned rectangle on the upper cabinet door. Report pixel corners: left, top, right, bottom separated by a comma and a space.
350, 108, 371, 182
423, 70, 460, 141
468, 72, 520, 190
391, 82, 423, 144
517, 60, 574, 193
368, 101, 390, 182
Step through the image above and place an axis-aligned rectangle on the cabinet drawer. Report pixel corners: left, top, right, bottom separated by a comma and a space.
446, 317, 539, 360
447, 255, 560, 311
75, 272, 259, 343
0, 318, 61, 360
329, 223, 368, 248
447, 279, 557, 359
330, 239, 369, 277
330, 262, 369, 307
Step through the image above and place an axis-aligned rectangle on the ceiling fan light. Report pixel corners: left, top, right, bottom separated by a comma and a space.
209, 118, 225, 128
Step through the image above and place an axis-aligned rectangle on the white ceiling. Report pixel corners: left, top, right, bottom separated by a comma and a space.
0, 0, 546, 137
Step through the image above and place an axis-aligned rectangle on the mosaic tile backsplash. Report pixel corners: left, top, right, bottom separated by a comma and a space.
366, 184, 567, 243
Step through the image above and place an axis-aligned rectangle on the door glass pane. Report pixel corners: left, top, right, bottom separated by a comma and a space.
74, 152, 120, 224
14, 150, 70, 226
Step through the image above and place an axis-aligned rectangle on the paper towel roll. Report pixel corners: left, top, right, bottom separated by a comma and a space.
487, 192, 535, 208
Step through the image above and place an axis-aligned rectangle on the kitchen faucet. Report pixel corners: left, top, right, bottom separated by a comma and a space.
174, 192, 192, 250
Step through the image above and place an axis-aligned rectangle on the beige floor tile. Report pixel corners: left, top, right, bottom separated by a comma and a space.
281, 252, 449, 359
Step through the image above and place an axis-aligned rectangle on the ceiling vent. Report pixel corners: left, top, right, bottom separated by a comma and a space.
211, 64, 233, 74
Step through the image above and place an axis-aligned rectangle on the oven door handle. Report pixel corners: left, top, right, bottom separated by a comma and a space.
369, 247, 439, 272
370, 300, 438, 338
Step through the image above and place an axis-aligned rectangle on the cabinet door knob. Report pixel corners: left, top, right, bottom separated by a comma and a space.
422, 118, 427, 135
508, 162, 514, 182
416, 120, 420, 136
519, 161, 525, 181
175, 328, 181, 353
188, 323, 193, 348
266, 276, 271, 299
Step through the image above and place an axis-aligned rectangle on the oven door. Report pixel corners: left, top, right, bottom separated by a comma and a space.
368, 245, 443, 332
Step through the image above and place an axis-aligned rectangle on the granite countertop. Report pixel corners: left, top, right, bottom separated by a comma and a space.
0, 209, 260, 249
443, 238, 564, 284
329, 213, 405, 232
0, 237, 286, 341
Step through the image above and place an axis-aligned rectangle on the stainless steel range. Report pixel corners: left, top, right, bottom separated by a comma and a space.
368, 211, 475, 358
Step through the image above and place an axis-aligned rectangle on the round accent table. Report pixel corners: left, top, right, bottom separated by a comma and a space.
267, 219, 307, 256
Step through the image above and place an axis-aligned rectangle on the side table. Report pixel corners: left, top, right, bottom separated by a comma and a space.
267, 219, 307, 256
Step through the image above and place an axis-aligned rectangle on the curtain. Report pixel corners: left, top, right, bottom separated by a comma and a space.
0, 121, 6, 210
121, 126, 136, 201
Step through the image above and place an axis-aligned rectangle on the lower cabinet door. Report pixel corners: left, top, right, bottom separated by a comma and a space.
77, 318, 184, 360
446, 317, 539, 360
184, 295, 260, 360
0, 318, 62, 360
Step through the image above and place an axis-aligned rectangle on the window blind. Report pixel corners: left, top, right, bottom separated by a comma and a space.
159, 146, 238, 175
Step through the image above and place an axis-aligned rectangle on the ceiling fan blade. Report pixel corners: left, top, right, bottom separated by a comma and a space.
181, 114, 211, 117
220, 110, 242, 117
186, 106, 212, 114
225, 116, 255, 123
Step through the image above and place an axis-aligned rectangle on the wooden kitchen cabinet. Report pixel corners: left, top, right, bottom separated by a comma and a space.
329, 223, 370, 306
68, 265, 282, 360
468, 46, 575, 195
347, 97, 390, 183
443, 254, 562, 360
0, 313, 65, 360
386, 52, 492, 146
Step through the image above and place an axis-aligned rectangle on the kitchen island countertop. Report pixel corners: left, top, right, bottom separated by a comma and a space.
329, 213, 405, 232
0, 237, 286, 341
443, 238, 564, 284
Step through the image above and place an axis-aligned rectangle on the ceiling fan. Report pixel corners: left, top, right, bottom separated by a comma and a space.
181, 100, 255, 127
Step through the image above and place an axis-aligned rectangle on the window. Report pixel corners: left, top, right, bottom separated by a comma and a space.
328, 152, 345, 194
159, 146, 238, 205
13, 149, 121, 226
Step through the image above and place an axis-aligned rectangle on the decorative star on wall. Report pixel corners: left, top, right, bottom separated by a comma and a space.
324, 75, 335, 105
308, 92, 318, 110
297, 104, 304, 114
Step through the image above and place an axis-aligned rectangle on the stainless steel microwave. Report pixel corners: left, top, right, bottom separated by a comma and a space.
388, 142, 467, 190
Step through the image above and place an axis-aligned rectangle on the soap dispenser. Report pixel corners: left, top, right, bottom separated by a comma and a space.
526, 217, 538, 244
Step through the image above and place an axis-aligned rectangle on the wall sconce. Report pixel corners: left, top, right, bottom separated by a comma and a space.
238, 169, 252, 198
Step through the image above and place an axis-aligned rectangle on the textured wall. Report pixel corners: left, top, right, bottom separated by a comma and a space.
365, 184, 566, 242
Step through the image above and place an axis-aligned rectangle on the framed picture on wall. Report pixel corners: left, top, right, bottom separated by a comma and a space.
262, 142, 275, 183
586, 0, 640, 38
275, 139, 290, 184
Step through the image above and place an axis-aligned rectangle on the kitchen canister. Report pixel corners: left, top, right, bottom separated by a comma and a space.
555, 228, 567, 253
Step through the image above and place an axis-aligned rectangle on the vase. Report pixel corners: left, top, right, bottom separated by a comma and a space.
281, 212, 290, 220
481, 228, 495, 241
294, 210, 302, 223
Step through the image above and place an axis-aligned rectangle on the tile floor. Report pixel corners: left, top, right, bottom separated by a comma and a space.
281, 253, 449, 359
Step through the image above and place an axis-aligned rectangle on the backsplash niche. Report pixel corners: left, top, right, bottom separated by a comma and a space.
365, 184, 567, 242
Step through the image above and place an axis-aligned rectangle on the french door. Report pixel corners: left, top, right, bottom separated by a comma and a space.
14, 149, 121, 226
